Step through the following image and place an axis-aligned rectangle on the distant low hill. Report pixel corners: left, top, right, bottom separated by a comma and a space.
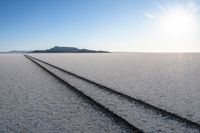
0, 50, 28, 54
30, 46, 109, 53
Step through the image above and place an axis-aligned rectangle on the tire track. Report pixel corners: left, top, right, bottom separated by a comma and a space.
25, 55, 200, 133
24, 55, 143, 133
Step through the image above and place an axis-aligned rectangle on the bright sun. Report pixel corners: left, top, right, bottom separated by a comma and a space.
157, 0, 199, 38
144, 0, 199, 52
160, 8, 196, 36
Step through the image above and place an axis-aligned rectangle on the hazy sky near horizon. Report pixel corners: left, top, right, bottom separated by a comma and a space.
1, 0, 200, 52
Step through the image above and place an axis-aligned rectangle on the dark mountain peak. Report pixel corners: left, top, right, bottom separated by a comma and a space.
31, 46, 109, 53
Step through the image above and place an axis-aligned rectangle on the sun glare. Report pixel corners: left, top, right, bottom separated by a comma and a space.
160, 8, 197, 36
144, 0, 200, 52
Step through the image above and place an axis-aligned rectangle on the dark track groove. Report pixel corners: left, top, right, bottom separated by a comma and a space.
25, 54, 200, 129
25, 55, 143, 133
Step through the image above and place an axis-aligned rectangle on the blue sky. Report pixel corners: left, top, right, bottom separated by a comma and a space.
0, 0, 200, 52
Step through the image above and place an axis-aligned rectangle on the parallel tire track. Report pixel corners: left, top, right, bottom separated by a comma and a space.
25, 55, 143, 133
25, 55, 200, 132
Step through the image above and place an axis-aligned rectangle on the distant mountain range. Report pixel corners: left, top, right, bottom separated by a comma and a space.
31, 46, 109, 53
1, 46, 109, 53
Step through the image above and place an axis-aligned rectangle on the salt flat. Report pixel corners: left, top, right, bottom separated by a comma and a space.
27, 54, 200, 132
0, 54, 134, 132
30, 53, 200, 124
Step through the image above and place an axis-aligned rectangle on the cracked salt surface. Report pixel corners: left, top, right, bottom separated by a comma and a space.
30, 53, 200, 125
0, 54, 134, 133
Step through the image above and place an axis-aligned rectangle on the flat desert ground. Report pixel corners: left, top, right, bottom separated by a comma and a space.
0, 53, 200, 132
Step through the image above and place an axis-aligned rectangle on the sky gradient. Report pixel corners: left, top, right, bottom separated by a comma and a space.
1, 0, 200, 52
